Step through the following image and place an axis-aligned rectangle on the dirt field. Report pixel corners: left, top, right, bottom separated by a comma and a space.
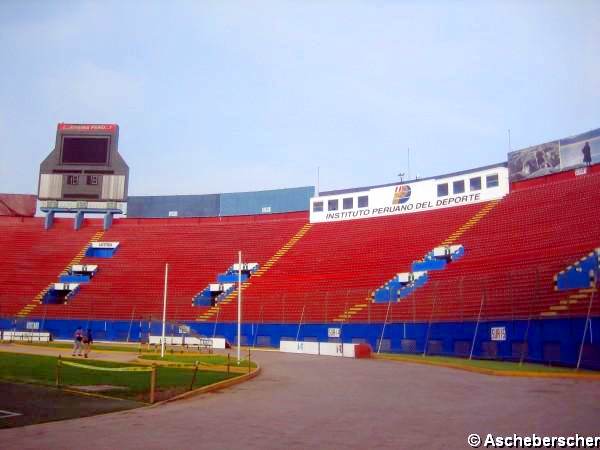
1, 350, 599, 449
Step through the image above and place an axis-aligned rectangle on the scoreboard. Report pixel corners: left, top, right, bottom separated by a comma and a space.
38, 123, 129, 212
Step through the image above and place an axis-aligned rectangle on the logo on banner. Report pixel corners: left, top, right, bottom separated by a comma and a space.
392, 185, 412, 205
491, 327, 506, 341
328, 328, 341, 338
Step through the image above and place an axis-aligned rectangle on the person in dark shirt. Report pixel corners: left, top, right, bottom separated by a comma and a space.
83, 328, 93, 358
582, 141, 592, 166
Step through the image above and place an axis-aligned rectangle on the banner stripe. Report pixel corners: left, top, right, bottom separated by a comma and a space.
61, 360, 153, 372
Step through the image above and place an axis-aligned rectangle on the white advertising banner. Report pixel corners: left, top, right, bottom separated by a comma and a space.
280, 340, 320, 355
91, 242, 120, 249
319, 342, 345, 357
310, 166, 508, 223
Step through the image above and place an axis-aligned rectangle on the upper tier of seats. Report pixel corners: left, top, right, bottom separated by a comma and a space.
1, 170, 598, 323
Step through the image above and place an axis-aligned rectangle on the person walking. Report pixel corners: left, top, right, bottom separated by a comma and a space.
83, 328, 93, 358
72, 326, 84, 356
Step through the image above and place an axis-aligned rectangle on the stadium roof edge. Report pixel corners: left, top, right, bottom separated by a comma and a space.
319, 162, 508, 196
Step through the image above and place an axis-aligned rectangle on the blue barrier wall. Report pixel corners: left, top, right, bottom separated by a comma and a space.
219, 186, 314, 216
1, 317, 598, 369
127, 194, 220, 218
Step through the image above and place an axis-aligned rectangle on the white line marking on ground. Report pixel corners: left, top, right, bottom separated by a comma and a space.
0, 410, 22, 419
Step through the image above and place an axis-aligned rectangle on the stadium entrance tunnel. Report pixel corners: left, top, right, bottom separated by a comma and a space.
2, 317, 599, 370
193, 263, 259, 307
59, 264, 98, 283
41, 283, 80, 304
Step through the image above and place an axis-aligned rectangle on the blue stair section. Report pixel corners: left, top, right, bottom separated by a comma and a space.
85, 242, 120, 258
373, 245, 464, 303
193, 262, 260, 307
41, 241, 118, 304
42, 282, 81, 304
555, 249, 599, 291
43, 265, 99, 304
59, 264, 99, 283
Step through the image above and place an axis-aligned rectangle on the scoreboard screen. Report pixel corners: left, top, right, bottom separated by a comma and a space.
61, 136, 110, 164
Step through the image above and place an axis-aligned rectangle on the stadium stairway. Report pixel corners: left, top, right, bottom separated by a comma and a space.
15, 231, 105, 318
540, 287, 597, 317
0, 218, 102, 317
212, 202, 487, 324
32, 212, 308, 322
196, 223, 313, 322
356, 171, 600, 323
541, 250, 599, 317
333, 200, 500, 323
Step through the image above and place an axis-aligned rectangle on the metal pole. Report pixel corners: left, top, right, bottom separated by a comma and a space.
378, 295, 393, 354
316, 167, 320, 196
470, 292, 485, 360
126, 306, 135, 343
296, 304, 306, 342
520, 269, 538, 365
253, 304, 264, 348
160, 263, 169, 358
237, 250, 242, 364
577, 273, 596, 370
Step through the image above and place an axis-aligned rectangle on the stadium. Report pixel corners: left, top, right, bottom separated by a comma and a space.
1, 123, 600, 446
2, 124, 599, 366
2, 3, 600, 449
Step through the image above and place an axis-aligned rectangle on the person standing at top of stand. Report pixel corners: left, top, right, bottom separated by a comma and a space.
582, 141, 592, 167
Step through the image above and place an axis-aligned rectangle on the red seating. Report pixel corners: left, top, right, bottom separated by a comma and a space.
354, 171, 600, 322
17, 213, 307, 321
1, 171, 598, 324
214, 203, 485, 323
0, 218, 101, 316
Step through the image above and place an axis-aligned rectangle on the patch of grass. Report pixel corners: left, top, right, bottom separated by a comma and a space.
0, 352, 237, 402
140, 354, 257, 368
377, 353, 595, 374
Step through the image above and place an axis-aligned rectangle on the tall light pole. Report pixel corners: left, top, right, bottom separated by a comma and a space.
237, 250, 242, 363
160, 263, 169, 358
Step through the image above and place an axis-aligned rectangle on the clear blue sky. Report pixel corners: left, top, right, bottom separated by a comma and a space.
1, 1, 599, 196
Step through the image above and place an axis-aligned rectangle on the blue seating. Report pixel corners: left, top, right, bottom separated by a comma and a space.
555, 249, 599, 291
193, 262, 259, 306
373, 245, 464, 303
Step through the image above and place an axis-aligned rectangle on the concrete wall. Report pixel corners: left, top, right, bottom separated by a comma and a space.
220, 186, 314, 216
127, 186, 314, 218
127, 194, 220, 218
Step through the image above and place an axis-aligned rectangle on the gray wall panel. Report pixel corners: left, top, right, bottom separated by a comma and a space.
219, 186, 314, 216
127, 194, 220, 218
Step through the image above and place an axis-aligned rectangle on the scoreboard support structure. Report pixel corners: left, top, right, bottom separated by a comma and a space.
42, 208, 121, 231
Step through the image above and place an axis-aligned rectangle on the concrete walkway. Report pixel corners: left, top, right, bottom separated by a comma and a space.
1, 348, 599, 449
0, 343, 139, 363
